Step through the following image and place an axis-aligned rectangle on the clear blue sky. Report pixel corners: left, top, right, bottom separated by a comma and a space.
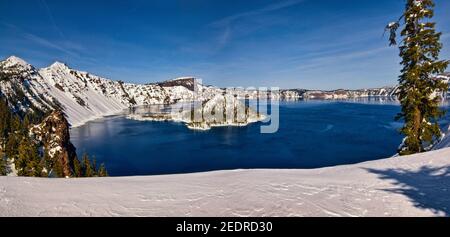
1, 0, 449, 89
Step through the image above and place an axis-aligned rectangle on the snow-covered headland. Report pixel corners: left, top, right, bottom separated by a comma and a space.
1, 147, 449, 217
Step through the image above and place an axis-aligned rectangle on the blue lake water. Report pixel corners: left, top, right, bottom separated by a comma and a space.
70, 99, 450, 176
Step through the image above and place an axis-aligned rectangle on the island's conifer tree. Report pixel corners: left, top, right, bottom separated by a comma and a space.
386, 0, 449, 155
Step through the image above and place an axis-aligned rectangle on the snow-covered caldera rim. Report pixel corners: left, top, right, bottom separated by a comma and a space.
169, 76, 199, 81
1, 56, 72, 73
2, 55, 34, 69
48, 61, 70, 70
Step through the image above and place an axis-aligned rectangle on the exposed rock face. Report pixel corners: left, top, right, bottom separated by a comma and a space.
157, 77, 198, 91
31, 110, 77, 177
281, 89, 303, 100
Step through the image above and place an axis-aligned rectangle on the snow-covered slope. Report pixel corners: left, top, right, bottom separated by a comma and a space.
1, 147, 449, 217
0, 56, 208, 127
38, 62, 130, 126
0, 56, 57, 114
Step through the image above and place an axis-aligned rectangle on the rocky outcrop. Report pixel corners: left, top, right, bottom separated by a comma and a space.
281, 89, 303, 100
127, 94, 265, 130
185, 94, 265, 130
30, 110, 78, 177
157, 77, 198, 91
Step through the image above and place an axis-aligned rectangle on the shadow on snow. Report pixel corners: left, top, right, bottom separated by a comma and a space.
366, 165, 450, 216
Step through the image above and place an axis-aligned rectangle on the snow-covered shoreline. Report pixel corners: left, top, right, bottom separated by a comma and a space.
69, 109, 128, 128
1, 148, 449, 217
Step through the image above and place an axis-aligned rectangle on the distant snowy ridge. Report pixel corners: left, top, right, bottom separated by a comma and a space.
1, 56, 448, 128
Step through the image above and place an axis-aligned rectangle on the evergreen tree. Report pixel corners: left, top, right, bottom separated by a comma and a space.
42, 151, 52, 177
82, 153, 94, 177
16, 137, 43, 177
0, 99, 12, 142
23, 113, 31, 131
0, 153, 7, 176
10, 115, 22, 135
386, 0, 449, 155
73, 157, 82, 177
92, 157, 98, 175
5, 133, 20, 160
52, 152, 65, 178
98, 163, 108, 177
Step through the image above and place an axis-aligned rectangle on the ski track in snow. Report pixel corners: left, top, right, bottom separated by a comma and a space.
1, 148, 450, 217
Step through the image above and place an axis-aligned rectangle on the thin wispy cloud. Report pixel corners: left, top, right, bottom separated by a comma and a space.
24, 33, 78, 57
209, 0, 305, 27
291, 47, 392, 72
190, 0, 306, 55
217, 26, 231, 47
38, 0, 66, 40
0, 21, 77, 57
